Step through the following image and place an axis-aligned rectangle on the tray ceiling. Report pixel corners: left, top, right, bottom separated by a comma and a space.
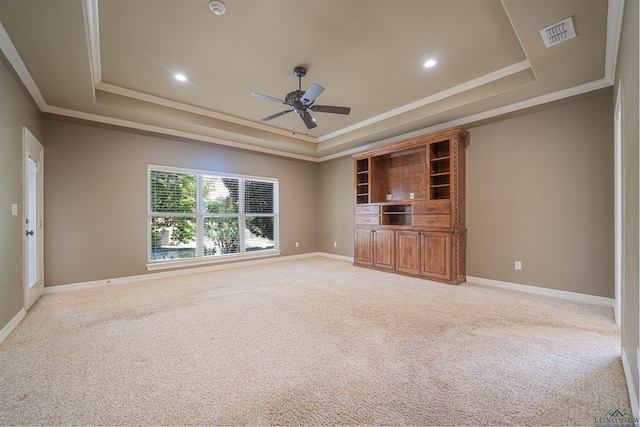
0, 0, 618, 160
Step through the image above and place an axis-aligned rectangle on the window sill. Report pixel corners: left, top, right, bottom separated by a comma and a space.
146, 249, 282, 271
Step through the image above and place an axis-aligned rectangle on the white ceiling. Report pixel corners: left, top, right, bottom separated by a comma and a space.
0, 0, 622, 161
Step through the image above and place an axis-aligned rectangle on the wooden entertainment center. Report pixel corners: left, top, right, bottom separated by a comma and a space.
352, 127, 468, 285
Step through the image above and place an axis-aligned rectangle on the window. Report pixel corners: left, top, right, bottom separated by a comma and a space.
148, 165, 279, 268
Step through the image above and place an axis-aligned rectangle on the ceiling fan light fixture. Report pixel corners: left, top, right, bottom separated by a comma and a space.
423, 59, 438, 68
208, 0, 226, 15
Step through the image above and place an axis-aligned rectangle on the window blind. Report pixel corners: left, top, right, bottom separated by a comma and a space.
148, 166, 278, 263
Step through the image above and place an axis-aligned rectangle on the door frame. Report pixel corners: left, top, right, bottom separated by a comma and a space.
23, 127, 44, 310
614, 83, 623, 326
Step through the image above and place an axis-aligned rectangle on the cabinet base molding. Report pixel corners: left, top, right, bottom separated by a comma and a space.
353, 262, 464, 285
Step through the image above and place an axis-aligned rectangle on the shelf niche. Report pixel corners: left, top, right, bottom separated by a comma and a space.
429, 140, 451, 200
371, 147, 426, 203
355, 158, 370, 205
382, 204, 412, 226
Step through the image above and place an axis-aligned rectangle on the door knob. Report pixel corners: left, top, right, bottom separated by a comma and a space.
26, 230, 34, 236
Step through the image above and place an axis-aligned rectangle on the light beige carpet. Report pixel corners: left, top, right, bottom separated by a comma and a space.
0, 257, 629, 426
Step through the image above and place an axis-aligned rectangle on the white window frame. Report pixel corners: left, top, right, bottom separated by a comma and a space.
146, 164, 280, 271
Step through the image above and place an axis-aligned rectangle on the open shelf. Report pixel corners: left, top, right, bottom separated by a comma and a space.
430, 186, 451, 199
355, 158, 370, 204
428, 140, 451, 200
430, 141, 450, 159
382, 204, 412, 225
430, 175, 450, 186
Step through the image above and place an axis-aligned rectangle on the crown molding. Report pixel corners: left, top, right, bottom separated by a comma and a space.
0, 21, 47, 109
318, 78, 612, 162
317, 59, 532, 143
96, 81, 317, 144
83, 0, 101, 101
605, 0, 625, 83
43, 104, 319, 162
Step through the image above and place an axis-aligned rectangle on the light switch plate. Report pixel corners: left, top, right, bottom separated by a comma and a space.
11, 204, 18, 216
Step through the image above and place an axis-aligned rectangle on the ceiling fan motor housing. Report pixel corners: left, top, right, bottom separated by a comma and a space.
285, 90, 304, 103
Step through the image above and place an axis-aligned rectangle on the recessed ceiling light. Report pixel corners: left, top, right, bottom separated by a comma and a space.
174, 73, 187, 82
423, 59, 438, 68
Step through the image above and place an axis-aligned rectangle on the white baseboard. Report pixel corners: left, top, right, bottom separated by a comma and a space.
0, 308, 26, 346
44, 252, 353, 294
466, 276, 614, 307
317, 252, 354, 262
622, 347, 639, 417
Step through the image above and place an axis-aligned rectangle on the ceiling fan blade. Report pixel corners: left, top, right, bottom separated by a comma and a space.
299, 111, 317, 129
261, 109, 292, 121
252, 93, 289, 105
300, 83, 325, 106
309, 105, 351, 115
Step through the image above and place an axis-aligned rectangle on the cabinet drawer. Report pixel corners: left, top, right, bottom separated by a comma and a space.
414, 201, 450, 215
355, 216, 380, 225
413, 215, 450, 228
356, 205, 380, 215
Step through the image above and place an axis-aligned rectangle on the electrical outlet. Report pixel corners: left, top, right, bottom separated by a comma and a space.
410, 192, 415, 199
333, 242, 337, 248
11, 204, 18, 216
295, 242, 299, 248
515, 261, 522, 270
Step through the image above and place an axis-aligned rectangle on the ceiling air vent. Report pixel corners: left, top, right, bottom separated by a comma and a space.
539, 17, 576, 48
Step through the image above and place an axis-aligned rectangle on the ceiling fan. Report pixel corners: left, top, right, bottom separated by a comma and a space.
252, 66, 351, 130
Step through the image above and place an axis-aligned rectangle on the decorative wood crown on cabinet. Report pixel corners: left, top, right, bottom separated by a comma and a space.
353, 127, 468, 285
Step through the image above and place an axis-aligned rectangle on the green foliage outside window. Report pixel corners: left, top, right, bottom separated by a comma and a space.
150, 171, 196, 246
150, 170, 276, 258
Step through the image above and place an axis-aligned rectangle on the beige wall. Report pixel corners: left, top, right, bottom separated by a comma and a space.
43, 118, 318, 286
616, 0, 639, 411
317, 90, 615, 299
317, 156, 354, 256
0, 54, 43, 329
466, 89, 614, 297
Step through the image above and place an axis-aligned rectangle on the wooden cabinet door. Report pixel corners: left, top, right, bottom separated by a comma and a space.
396, 231, 420, 275
421, 232, 452, 280
373, 230, 395, 270
354, 229, 374, 266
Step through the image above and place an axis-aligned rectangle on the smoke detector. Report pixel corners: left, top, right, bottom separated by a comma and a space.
208, 0, 226, 15
539, 17, 576, 48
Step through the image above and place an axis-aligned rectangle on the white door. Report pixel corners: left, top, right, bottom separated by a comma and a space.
23, 128, 44, 310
